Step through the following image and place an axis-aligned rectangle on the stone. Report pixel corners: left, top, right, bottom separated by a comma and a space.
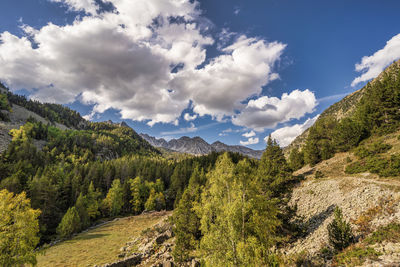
162, 261, 174, 267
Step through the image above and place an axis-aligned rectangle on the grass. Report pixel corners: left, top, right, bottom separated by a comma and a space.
36, 211, 171, 267
365, 223, 400, 245
333, 245, 382, 266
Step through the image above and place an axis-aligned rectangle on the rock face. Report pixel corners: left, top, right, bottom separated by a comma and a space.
140, 133, 263, 159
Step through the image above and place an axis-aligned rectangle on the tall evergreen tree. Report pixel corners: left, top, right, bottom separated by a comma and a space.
57, 206, 81, 238
103, 179, 124, 216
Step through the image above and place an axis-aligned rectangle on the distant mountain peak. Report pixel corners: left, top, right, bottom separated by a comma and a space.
140, 134, 263, 159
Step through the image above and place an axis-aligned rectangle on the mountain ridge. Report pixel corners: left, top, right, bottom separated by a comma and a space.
140, 133, 263, 159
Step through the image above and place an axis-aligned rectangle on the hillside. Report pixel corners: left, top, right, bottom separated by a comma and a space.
140, 133, 263, 159
286, 59, 400, 155
36, 211, 171, 267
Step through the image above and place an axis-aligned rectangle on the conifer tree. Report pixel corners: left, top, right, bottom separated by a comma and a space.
289, 147, 304, 171
57, 206, 81, 238
103, 179, 124, 216
327, 207, 354, 251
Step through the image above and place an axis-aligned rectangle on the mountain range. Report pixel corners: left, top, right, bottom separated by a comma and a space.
140, 133, 263, 159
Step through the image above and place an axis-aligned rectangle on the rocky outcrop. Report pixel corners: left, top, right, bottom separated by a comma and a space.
140, 133, 263, 159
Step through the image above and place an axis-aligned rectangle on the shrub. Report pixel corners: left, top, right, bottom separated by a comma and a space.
334, 246, 381, 266
314, 170, 324, 179
365, 223, 400, 245
327, 207, 355, 251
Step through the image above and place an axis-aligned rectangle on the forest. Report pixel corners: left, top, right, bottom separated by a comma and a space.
1, 65, 400, 266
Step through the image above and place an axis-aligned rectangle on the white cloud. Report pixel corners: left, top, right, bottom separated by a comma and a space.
184, 113, 197, 121
0, 0, 286, 126
269, 115, 319, 147
352, 33, 400, 87
171, 35, 286, 121
232, 89, 317, 131
242, 130, 256, 138
240, 137, 259, 146
50, 0, 98, 14
161, 122, 197, 135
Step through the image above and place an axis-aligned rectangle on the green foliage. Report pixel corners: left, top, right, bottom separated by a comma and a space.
258, 136, 292, 196
365, 223, 400, 245
334, 246, 381, 266
86, 182, 101, 219
57, 206, 81, 238
172, 167, 204, 262
75, 193, 90, 230
288, 148, 304, 171
304, 117, 337, 165
354, 141, 392, 159
345, 141, 400, 177
129, 177, 149, 214
332, 118, 366, 152
327, 207, 355, 251
103, 179, 124, 216
0, 92, 11, 121
199, 153, 282, 266
0, 189, 41, 266
314, 170, 324, 179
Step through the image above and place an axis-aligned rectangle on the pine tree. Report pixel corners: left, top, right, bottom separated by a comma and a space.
258, 136, 292, 196
129, 177, 148, 214
0, 189, 41, 266
289, 147, 304, 171
86, 181, 101, 219
327, 207, 355, 251
57, 206, 81, 238
173, 166, 205, 262
75, 193, 90, 229
103, 179, 124, 216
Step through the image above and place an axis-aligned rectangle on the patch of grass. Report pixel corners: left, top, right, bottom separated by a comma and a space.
365, 223, 400, 245
333, 245, 381, 267
36, 212, 171, 267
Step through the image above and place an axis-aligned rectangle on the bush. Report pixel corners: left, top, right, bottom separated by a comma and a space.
354, 141, 392, 159
314, 170, 324, 179
327, 207, 355, 251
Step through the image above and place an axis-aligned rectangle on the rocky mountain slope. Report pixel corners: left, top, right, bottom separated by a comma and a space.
140, 133, 263, 159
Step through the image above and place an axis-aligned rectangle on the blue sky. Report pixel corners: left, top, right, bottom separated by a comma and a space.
0, 0, 400, 149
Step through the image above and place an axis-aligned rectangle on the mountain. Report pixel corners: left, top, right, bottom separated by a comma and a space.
140, 133, 263, 159
0, 85, 157, 156
286, 59, 400, 156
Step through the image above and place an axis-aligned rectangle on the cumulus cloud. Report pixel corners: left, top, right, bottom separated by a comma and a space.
269, 115, 319, 147
232, 89, 317, 131
0, 0, 286, 126
184, 113, 197, 121
352, 33, 400, 87
242, 130, 256, 138
171, 35, 286, 120
240, 137, 259, 146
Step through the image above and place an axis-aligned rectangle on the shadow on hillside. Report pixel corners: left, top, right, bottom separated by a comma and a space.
306, 204, 336, 235
73, 233, 110, 241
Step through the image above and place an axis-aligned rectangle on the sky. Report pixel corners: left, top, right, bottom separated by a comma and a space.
0, 0, 400, 149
